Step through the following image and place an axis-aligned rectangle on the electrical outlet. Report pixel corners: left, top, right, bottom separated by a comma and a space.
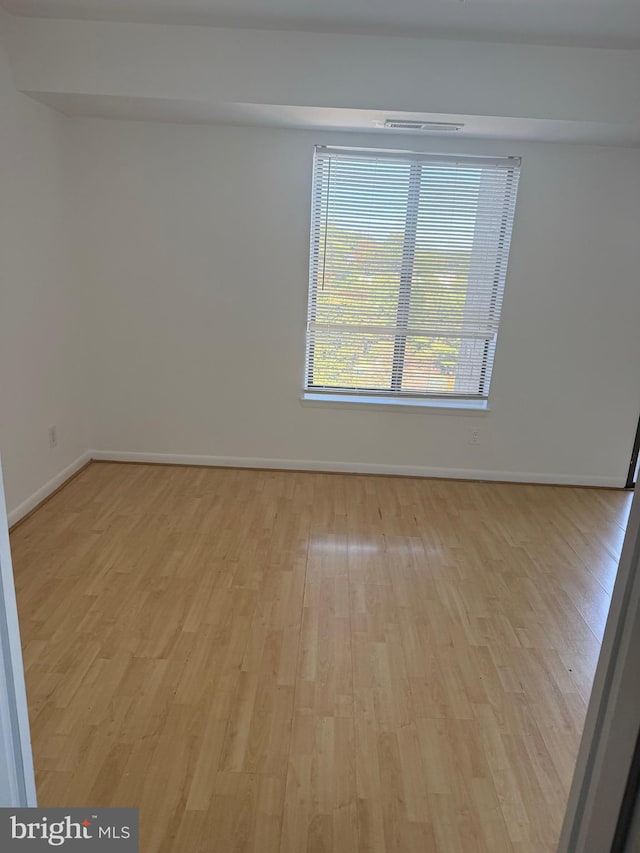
468, 428, 480, 446
48, 425, 58, 449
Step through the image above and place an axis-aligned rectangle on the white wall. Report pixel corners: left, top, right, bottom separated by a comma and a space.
72, 119, 640, 485
0, 25, 89, 521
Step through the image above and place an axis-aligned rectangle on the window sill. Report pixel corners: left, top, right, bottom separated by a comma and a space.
301, 393, 489, 413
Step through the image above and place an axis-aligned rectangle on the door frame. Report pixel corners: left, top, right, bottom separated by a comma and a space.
0, 456, 36, 806
625, 414, 640, 490
558, 485, 640, 851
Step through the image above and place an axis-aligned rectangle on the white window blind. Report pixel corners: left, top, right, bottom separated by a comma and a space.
305, 146, 521, 401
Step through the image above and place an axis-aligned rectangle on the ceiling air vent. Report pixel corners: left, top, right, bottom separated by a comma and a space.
383, 119, 465, 132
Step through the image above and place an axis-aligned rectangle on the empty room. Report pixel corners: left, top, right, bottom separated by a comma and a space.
1, 1, 640, 851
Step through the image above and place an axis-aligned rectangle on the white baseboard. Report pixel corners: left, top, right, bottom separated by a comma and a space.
90, 450, 624, 488
7, 451, 92, 527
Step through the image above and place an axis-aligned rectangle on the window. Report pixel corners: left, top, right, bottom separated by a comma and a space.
304, 146, 520, 404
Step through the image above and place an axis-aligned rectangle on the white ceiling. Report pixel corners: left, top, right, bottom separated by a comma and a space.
3, 0, 640, 48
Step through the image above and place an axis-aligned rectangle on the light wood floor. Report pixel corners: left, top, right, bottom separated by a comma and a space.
9, 462, 631, 852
